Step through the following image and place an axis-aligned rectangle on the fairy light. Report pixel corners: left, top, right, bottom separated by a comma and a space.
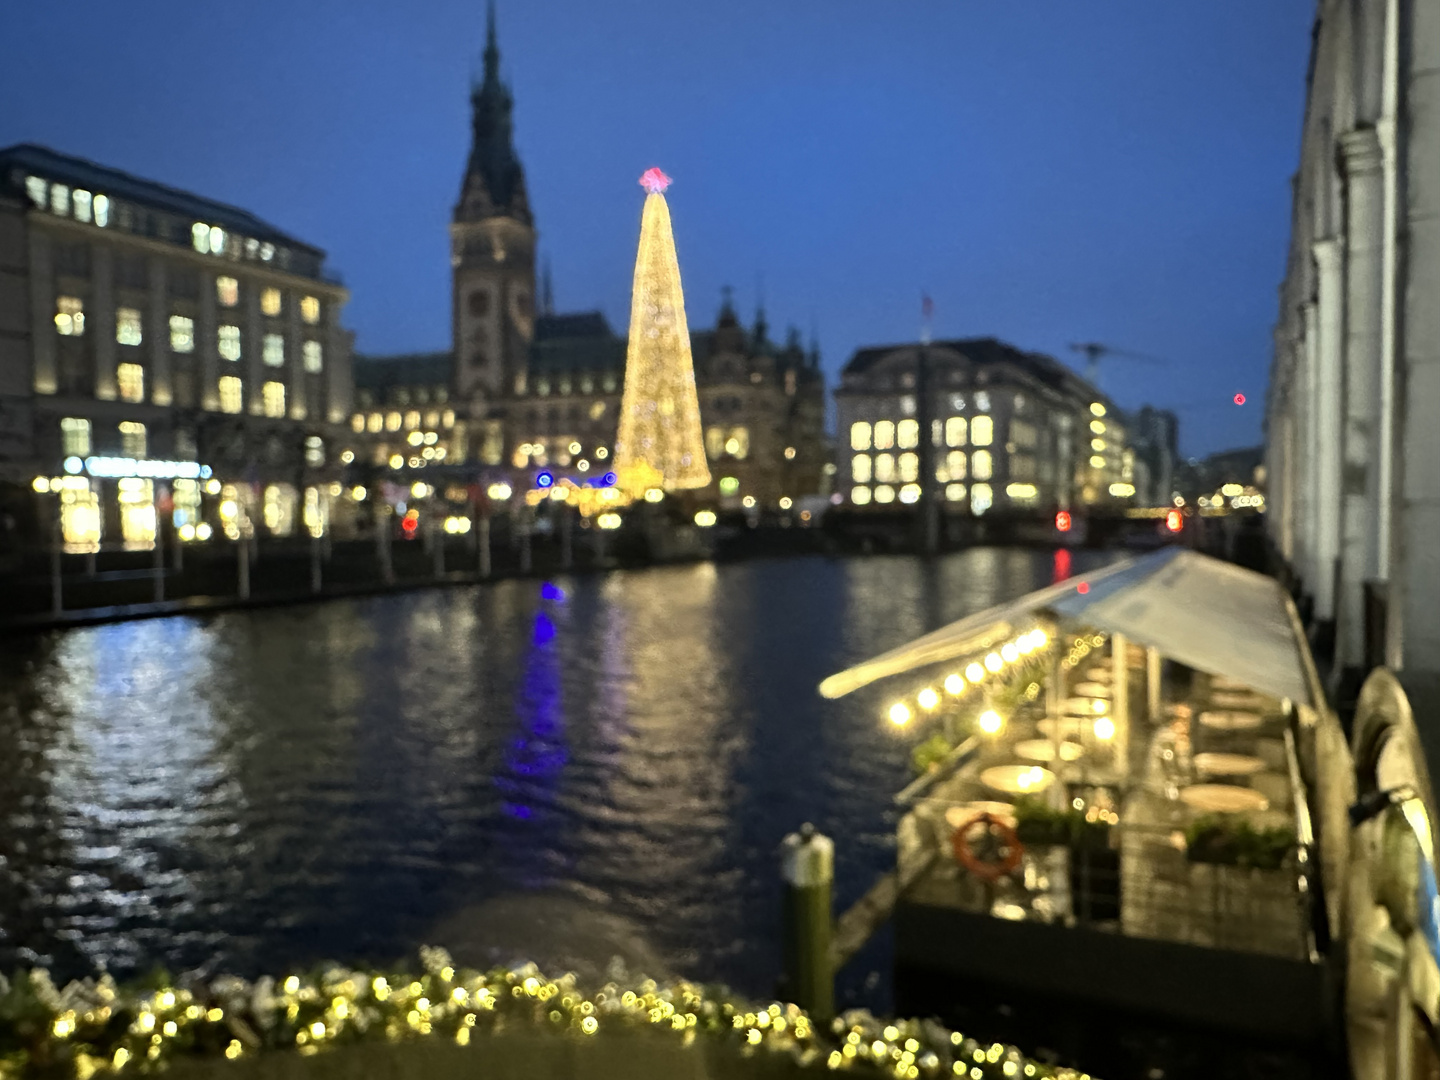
965, 662, 985, 682
1000, 642, 1019, 663
1093, 716, 1115, 740
612, 168, 710, 499
978, 710, 1003, 734
944, 673, 965, 695
984, 653, 1003, 673
889, 702, 913, 726
917, 687, 940, 710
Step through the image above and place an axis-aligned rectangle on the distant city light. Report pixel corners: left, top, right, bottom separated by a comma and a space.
978, 710, 1003, 734
536, 471, 555, 489
597, 512, 622, 530
1055, 510, 1072, 532
694, 510, 717, 527
1165, 509, 1183, 533
888, 702, 912, 727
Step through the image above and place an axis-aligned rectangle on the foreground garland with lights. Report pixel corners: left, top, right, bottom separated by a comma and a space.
0, 948, 1098, 1079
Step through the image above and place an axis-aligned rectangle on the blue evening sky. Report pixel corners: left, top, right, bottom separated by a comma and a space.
1, 1, 1313, 456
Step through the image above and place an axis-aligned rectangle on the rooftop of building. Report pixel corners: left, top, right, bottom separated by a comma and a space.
0, 143, 322, 255
352, 350, 454, 391
841, 336, 1113, 410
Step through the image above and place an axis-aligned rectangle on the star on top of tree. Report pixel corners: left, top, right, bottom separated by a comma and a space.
639, 167, 672, 194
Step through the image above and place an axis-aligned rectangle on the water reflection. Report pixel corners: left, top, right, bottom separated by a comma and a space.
0, 550, 1114, 1002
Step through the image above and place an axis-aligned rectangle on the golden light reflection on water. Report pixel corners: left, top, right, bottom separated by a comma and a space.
0, 551, 1116, 1000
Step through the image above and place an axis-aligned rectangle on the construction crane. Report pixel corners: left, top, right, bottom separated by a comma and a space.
1068, 342, 1167, 386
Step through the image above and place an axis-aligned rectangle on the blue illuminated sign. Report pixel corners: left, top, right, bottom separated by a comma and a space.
536, 471, 554, 488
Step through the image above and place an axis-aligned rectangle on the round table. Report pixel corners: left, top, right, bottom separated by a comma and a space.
1082, 667, 1114, 683
1065, 696, 1109, 717
1015, 738, 1084, 763
1180, 784, 1269, 813
981, 764, 1055, 796
1193, 752, 1266, 778
1198, 710, 1264, 732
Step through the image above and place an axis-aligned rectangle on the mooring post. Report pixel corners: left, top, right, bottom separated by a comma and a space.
432, 519, 445, 579
49, 503, 63, 616
560, 505, 573, 569
152, 519, 165, 603
780, 822, 834, 1021
477, 513, 492, 579
519, 513, 532, 575
237, 533, 250, 601
310, 532, 323, 594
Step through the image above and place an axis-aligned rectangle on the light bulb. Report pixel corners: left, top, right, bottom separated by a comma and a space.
944, 674, 965, 696
979, 710, 1003, 734
917, 687, 940, 710
888, 703, 912, 727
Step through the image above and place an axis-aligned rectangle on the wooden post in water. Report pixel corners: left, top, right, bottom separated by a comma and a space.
376, 503, 393, 585
432, 519, 445, 579
237, 533, 250, 600
780, 823, 834, 1021
1146, 646, 1162, 723
152, 519, 165, 603
50, 501, 63, 616
310, 532, 323, 594
477, 514, 492, 579
560, 505, 573, 569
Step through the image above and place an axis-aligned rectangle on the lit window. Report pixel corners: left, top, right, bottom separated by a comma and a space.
899, 484, 921, 504
301, 296, 321, 324
874, 420, 895, 450
1091, 419, 1106, 435
405, 410, 421, 429
118, 420, 147, 458
385, 412, 402, 432
218, 375, 244, 414
50, 184, 70, 216
1006, 483, 1039, 502
1090, 402, 1106, 417
298, 340, 321, 374
945, 416, 966, 447
116, 307, 143, 346
261, 288, 282, 317
262, 381, 286, 418
193, 222, 210, 252
351, 414, 365, 433
55, 296, 84, 336
850, 421, 872, 451
971, 415, 993, 446
117, 477, 156, 546
705, 426, 724, 459
971, 483, 993, 515
305, 435, 324, 467
897, 418, 919, 449
60, 417, 91, 456
874, 484, 896, 504
218, 325, 241, 361
1090, 455, 1106, 469
93, 194, 109, 227
971, 450, 992, 481
72, 189, 92, 223
1092, 438, 1106, 452
851, 486, 872, 505
216, 276, 239, 307
367, 413, 383, 434
974, 391, 990, 412
424, 410, 439, 429
945, 483, 966, 502
442, 409, 455, 428
263, 333, 285, 367
25, 176, 46, 208
209, 226, 226, 255
169, 315, 195, 353
852, 454, 872, 483
719, 476, 740, 496
874, 453, 896, 483
59, 479, 102, 550
898, 452, 919, 483
263, 484, 296, 536
726, 426, 750, 459
117, 363, 145, 403
947, 449, 967, 480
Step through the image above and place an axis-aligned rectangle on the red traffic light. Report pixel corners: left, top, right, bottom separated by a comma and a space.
1055, 510, 1072, 533
1165, 509, 1183, 533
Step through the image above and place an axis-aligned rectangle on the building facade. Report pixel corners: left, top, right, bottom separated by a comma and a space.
0, 144, 352, 551
833, 338, 1132, 516
351, 9, 828, 513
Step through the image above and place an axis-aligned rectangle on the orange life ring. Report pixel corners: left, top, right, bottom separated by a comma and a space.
951, 812, 1024, 881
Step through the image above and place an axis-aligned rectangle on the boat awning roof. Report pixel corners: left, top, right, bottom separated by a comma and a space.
818, 547, 1316, 708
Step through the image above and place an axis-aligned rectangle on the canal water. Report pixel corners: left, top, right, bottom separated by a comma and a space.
0, 548, 1110, 1012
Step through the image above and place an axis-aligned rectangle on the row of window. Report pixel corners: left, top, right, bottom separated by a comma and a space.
214, 277, 322, 323
352, 409, 458, 434
850, 416, 994, 453
851, 449, 995, 485
25, 175, 298, 273
849, 482, 998, 515
704, 425, 749, 460
529, 373, 620, 397
55, 297, 324, 371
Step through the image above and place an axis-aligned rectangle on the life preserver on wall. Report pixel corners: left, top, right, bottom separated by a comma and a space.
951, 812, 1024, 881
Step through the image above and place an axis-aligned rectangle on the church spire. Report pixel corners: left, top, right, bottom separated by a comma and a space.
456, 1, 531, 225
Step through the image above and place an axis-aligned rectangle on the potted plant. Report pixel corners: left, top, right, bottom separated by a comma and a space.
1184, 814, 1296, 870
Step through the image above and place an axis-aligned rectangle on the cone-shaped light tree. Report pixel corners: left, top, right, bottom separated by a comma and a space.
612, 168, 711, 500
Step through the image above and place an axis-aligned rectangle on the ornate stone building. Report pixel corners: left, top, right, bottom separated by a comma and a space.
353, 6, 828, 511
0, 143, 352, 550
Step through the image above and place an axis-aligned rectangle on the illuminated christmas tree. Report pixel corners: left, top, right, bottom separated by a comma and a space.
612, 168, 711, 499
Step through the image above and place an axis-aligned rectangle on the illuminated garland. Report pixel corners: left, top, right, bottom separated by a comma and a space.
887, 627, 1055, 730
0, 948, 1097, 1079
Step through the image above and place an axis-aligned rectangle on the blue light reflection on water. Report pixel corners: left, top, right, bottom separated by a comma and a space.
0, 550, 1115, 1007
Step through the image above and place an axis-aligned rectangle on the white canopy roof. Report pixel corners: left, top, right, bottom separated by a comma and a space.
818, 547, 1317, 707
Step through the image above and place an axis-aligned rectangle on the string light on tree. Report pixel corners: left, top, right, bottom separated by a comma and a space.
612, 167, 711, 500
